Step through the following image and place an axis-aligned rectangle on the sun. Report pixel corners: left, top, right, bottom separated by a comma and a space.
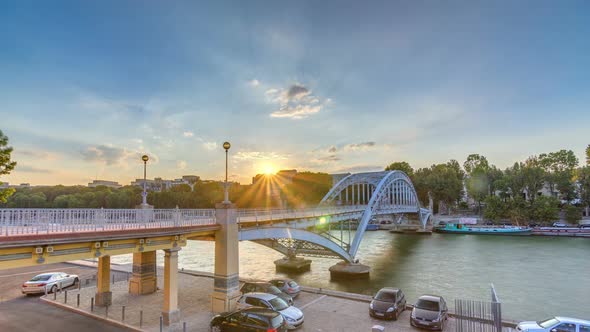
260, 163, 277, 175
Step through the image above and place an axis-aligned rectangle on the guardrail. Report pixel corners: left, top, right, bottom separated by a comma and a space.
0, 206, 369, 237
0, 208, 216, 236
237, 205, 367, 223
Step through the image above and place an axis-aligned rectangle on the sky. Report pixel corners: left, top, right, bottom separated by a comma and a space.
1, 0, 589, 186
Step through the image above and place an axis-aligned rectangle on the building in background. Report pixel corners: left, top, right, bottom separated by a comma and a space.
0, 182, 31, 189
88, 180, 122, 189
130, 175, 200, 192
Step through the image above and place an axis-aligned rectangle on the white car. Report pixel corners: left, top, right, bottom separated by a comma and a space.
22, 272, 79, 295
516, 316, 590, 332
237, 292, 304, 329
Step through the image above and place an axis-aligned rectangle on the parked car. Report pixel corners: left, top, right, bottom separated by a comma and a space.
21, 272, 79, 295
515, 316, 590, 331
269, 279, 301, 298
237, 292, 304, 330
210, 307, 288, 332
553, 222, 568, 227
369, 287, 406, 320
410, 295, 449, 331
528, 223, 540, 228
241, 282, 294, 305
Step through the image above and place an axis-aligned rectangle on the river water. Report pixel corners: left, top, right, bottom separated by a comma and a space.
112, 231, 590, 320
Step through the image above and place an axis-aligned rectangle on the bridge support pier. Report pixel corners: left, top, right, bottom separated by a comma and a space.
95, 255, 112, 306
211, 203, 241, 313
329, 261, 370, 280
274, 256, 311, 272
129, 251, 157, 295
162, 247, 181, 325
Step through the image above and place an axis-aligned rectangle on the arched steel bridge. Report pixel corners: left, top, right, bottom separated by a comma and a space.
238, 171, 431, 263
0, 171, 431, 264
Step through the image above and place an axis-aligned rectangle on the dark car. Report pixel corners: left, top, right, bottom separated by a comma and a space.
210, 307, 287, 332
410, 295, 449, 331
369, 287, 407, 320
269, 279, 301, 298
240, 282, 294, 305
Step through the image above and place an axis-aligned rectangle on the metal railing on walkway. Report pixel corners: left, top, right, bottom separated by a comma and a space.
0, 208, 216, 236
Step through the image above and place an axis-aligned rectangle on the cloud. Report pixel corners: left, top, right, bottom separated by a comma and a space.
80, 145, 152, 167
183, 131, 194, 137
344, 141, 376, 151
177, 160, 187, 170
264, 83, 330, 119
248, 79, 260, 87
331, 165, 384, 173
234, 151, 289, 160
328, 146, 337, 153
15, 164, 54, 174
14, 150, 58, 161
202, 141, 217, 151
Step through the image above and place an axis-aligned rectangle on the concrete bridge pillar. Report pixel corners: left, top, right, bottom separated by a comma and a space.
211, 203, 241, 313
95, 255, 112, 306
129, 251, 157, 295
162, 247, 181, 325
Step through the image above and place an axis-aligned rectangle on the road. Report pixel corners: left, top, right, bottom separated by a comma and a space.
0, 263, 128, 332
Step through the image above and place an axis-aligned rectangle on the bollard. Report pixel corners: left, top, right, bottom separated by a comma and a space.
91, 297, 94, 312
78, 281, 82, 290
112, 274, 115, 284
160, 316, 163, 332
44, 286, 48, 296
183, 322, 187, 332
64, 290, 68, 304
139, 310, 143, 328
105, 305, 109, 318
77, 293, 80, 307
59, 282, 62, 292
122, 306, 125, 322
53, 289, 56, 300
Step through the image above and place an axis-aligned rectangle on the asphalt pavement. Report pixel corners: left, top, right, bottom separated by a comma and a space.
0, 263, 128, 332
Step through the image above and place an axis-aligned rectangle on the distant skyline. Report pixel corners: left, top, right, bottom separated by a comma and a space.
1, 1, 589, 186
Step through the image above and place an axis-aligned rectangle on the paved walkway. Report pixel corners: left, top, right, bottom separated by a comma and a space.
45, 263, 458, 332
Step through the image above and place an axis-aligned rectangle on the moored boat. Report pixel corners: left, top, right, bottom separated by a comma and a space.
435, 223, 532, 235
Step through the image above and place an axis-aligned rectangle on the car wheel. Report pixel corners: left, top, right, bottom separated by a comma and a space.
210, 325, 221, 332
51, 285, 58, 294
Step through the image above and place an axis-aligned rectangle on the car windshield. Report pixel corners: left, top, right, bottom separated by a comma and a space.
268, 286, 282, 294
375, 290, 396, 302
269, 297, 289, 311
30, 275, 51, 281
415, 299, 439, 311
270, 314, 284, 327
538, 318, 560, 328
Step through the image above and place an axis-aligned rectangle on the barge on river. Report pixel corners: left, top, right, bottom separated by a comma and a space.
435, 223, 532, 235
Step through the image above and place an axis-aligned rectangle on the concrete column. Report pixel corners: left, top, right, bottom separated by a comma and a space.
95, 255, 112, 306
211, 203, 241, 313
129, 251, 157, 295
162, 247, 181, 325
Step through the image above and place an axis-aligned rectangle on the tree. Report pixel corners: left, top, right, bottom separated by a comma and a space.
528, 196, 559, 224
521, 157, 545, 203
539, 150, 578, 200
586, 144, 590, 166
483, 195, 507, 222
463, 154, 489, 174
413, 161, 464, 213
564, 205, 582, 225
0, 130, 17, 203
385, 162, 414, 177
576, 166, 590, 215
463, 154, 492, 213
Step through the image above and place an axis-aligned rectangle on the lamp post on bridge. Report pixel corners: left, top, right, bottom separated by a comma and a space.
222, 142, 231, 204
141, 154, 149, 207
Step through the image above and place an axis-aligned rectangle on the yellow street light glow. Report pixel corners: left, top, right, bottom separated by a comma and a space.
319, 217, 326, 224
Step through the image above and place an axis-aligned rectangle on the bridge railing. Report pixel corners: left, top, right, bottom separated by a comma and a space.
237, 205, 366, 223
0, 208, 216, 237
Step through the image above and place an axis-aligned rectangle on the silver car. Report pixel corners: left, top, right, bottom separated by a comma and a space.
516, 316, 590, 331
237, 292, 304, 330
269, 278, 301, 298
22, 272, 79, 295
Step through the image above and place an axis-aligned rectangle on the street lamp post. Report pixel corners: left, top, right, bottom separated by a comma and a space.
222, 142, 231, 203
141, 155, 149, 206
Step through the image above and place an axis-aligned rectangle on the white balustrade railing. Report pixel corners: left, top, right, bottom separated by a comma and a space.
0, 206, 368, 237
0, 208, 216, 237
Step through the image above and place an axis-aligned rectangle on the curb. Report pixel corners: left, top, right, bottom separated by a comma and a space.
40, 296, 143, 332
